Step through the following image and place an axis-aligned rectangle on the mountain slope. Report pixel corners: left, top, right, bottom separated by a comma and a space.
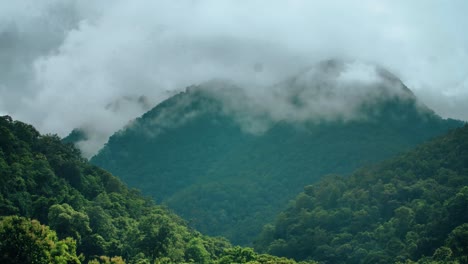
91, 61, 463, 245
254, 124, 468, 263
0, 115, 312, 264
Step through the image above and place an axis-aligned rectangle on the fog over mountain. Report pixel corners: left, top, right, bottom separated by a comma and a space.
1, 0, 468, 156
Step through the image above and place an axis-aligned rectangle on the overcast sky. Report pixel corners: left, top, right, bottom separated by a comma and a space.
1, 0, 468, 156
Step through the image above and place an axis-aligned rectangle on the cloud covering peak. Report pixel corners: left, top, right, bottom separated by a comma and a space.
1, 0, 468, 156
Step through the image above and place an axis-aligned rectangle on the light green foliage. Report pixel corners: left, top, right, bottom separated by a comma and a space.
216, 246, 317, 264
88, 256, 126, 264
48, 203, 92, 243
137, 213, 186, 262
0, 216, 81, 264
185, 237, 211, 263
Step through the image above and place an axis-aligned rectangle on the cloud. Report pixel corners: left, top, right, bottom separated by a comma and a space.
1, 0, 468, 157
198, 60, 415, 135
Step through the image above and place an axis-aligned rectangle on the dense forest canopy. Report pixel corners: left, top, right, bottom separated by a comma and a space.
91, 79, 463, 245
1, 92, 467, 263
2, 1, 468, 263
0, 115, 314, 264
255, 124, 468, 264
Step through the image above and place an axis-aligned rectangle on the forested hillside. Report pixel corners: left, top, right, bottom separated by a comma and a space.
255, 124, 468, 264
91, 74, 463, 245
0, 115, 314, 264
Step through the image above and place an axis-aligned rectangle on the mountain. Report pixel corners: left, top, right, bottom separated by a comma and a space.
254, 124, 468, 264
91, 60, 463, 245
0, 115, 312, 264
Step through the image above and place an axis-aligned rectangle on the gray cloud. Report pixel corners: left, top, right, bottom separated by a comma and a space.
1, 0, 468, 157
199, 60, 417, 135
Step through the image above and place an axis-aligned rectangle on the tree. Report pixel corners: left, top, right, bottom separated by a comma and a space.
185, 237, 210, 263
446, 223, 468, 259
137, 213, 186, 262
48, 203, 92, 244
0, 216, 80, 264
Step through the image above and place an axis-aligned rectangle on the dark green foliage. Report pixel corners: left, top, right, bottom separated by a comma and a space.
62, 128, 89, 145
0, 115, 310, 263
255, 125, 468, 263
91, 87, 463, 244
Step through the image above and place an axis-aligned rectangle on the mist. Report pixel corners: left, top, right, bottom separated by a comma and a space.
1, 0, 468, 157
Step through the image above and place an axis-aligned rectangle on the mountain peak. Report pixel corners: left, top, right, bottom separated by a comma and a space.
125, 59, 437, 139
282, 59, 415, 101
91, 70, 463, 244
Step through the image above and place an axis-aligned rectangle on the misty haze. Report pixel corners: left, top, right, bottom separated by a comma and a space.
1, 1, 467, 264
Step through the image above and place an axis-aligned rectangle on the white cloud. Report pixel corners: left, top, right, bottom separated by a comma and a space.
1, 0, 467, 156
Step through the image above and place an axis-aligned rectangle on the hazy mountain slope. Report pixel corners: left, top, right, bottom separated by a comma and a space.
254, 124, 468, 264
63, 128, 89, 145
0, 115, 312, 264
91, 61, 463, 245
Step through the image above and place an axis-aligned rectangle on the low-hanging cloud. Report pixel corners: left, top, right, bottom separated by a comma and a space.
197, 60, 417, 135
1, 0, 468, 157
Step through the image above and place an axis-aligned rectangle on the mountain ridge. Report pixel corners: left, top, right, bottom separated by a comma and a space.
91, 62, 464, 244
91, 65, 462, 244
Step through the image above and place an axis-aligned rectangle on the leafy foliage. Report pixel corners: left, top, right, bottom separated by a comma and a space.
0, 215, 81, 264
0, 115, 311, 263
91, 87, 462, 244
255, 125, 468, 263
